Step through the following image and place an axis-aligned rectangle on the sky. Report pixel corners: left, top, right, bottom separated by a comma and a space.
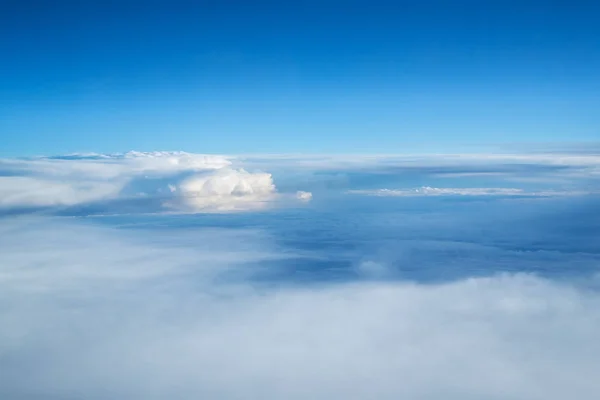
1, 0, 599, 156
3, 2, 600, 398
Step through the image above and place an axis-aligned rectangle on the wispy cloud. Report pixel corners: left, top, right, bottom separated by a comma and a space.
348, 187, 595, 197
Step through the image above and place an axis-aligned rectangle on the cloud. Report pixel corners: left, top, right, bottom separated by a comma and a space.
0, 152, 311, 214
1, 147, 598, 398
0, 176, 124, 207
0, 217, 284, 293
236, 152, 600, 173
296, 190, 313, 201
0, 152, 230, 210
348, 187, 594, 197
169, 168, 278, 212
1, 217, 600, 399
355, 259, 391, 278
2, 149, 597, 215
232, 150, 600, 201
2, 151, 230, 179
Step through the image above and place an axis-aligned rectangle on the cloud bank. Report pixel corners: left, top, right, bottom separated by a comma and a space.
1, 148, 598, 399
1, 217, 600, 399
0, 151, 311, 214
3, 148, 599, 216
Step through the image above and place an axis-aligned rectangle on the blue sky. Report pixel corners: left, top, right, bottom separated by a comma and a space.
1, 0, 599, 156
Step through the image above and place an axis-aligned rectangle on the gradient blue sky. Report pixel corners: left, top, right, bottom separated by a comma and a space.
1, 0, 599, 156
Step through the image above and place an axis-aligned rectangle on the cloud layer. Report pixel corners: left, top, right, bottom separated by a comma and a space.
1, 148, 599, 398
3, 149, 600, 214
1, 217, 600, 399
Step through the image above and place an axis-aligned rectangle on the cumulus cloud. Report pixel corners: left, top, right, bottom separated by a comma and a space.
1, 217, 600, 399
0, 151, 311, 214
170, 168, 277, 212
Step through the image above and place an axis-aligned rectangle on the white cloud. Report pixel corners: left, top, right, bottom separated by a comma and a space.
1, 217, 600, 399
0, 217, 284, 293
2, 151, 230, 179
1, 149, 597, 214
232, 151, 600, 200
0, 177, 124, 207
170, 168, 278, 212
0, 151, 231, 210
348, 186, 594, 197
296, 190, 313, 201
235, 152, 600, 171
0, 152, 310, 213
